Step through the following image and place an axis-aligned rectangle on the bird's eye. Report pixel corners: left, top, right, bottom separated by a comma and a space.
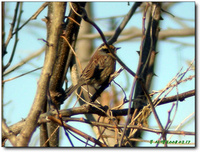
102, 49, 110, 53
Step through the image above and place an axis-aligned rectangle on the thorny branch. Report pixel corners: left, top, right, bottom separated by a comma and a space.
119, 2, 162, 146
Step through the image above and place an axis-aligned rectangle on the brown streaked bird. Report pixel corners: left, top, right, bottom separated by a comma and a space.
65, 44, 120, 98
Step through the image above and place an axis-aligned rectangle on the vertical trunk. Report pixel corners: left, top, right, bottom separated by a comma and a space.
127, 3, 162, 147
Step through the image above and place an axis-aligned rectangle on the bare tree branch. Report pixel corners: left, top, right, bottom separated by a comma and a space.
15, 2, 67, 146
3, 2, 20, 54
2, 87, 194, 143
48, 116, 107, 147
78, 27, 195, 42
3, 2, 23, 71
157, 89, 195, 105
2, 67, 42, 83
12, 2, 48, 35
108, 2, 142, 44
3, 46, 45, 76
2, 120, 17, 146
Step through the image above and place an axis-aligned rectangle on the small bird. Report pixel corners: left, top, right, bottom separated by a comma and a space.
65, 43, 120, 98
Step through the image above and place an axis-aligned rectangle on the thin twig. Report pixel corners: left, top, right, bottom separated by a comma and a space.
154, 59, 194, 108
4, 2, 20, 49
157, 80, 180, 147
95, 116, 109, 147
42, 125, 60, 147
3, 67, 42, 83
167, 112, 195, 141
118, 2, 144, 147
156, 102, 176, 147
118, 70, 138, 146
138, 79, 163, 130
2, 91, 195, 142
69, 2, 82, 17
65, 16, 81, 26
134, 74, 194, 124
158, 89, 195, 105
166, 81, 180, 131
48, 116, 107, 147
3, 46, 45, 76
12, 2, 48, 35
3, 2, 47, 63
3, 2, 22, 71
107, 2, 142, 44
61, 36, 83, 71
78, 27, 195, 43
153, 68, 183, 107
67, 130, 93, 147
56, 117, 195, 136
75, 90, 108, 117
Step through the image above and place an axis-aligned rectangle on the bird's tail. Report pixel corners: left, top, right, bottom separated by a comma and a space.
65, 84, 79, 99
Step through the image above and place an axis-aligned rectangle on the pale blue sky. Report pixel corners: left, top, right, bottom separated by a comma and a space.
3, 2, 195, 147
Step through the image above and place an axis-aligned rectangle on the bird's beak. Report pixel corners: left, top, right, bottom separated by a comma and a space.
116, 47, 121, 50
